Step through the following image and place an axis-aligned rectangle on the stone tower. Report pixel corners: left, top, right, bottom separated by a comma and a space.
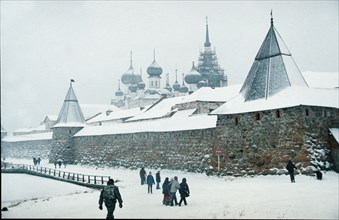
49, 80, 86, 164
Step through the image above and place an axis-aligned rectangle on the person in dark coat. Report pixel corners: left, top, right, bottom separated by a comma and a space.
178, 177, 190, 206
162, 177, 171, 205
99, 178, 123, 219
156, 171, 161, 189
146, 172, 155, 194
139, 168, 146, 185
54, 161, 57, 169
286, 160, 297, 183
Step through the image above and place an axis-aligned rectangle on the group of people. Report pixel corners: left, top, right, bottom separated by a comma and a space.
53, 159, 67, 169
139, 168, 190, 207
32, 157, 41, 166
98, 162, 324, 219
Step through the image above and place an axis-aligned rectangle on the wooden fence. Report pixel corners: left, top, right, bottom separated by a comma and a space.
1, 162, 111, 189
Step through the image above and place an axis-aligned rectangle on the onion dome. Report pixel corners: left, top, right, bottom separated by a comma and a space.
147, 50, 163, 77
179, 73, 189, 94
179, 83, 189, 94
185, 61, 202, 84
115, 80, 124, 97
172, 69, 180, 91
137, 81, 146, 90
197, 80, 208, 88
137, 67, 146, 89
173, 81, 180, 91
129, 84, 137, 93
121, 51, 141, 85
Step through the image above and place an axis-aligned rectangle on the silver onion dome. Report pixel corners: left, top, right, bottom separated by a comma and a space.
147, 60, 163, 76
185, 61, 202, 84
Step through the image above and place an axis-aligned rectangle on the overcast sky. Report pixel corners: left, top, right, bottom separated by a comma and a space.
1, 1, 338, 133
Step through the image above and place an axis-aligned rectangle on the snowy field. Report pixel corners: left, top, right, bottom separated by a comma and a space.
1, 158, 338, 219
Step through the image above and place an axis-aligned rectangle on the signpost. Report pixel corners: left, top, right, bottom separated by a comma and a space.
216, 148, 222, 172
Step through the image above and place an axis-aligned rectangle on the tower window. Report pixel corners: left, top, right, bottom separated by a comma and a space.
151, 81, 153, 87
254, 112, 260, 121
275, 110, 280, 118
155, 81, 157, 87
234, 116, 239, 125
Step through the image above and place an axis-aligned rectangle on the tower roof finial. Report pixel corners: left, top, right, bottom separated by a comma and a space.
130, 51, 133, 67
270, 9, 273, 25
204, 16, 211, 47
153, 49, 156, 61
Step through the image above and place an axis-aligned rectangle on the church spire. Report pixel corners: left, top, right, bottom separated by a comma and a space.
130, 51, 133, 68
204, 16, 211, 47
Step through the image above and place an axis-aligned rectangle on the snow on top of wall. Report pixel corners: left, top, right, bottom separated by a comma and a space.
86, 106, 147, 123
74, 109, 216, 137
80, 104, 120, 120
212, 86, 338, 115
2, 132, 53, 142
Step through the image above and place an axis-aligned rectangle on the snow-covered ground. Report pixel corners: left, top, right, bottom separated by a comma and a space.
1, 158, 338, 219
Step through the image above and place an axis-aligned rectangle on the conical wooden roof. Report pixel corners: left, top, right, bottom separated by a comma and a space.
54, 81, 85, 127
240, 17, 308, 102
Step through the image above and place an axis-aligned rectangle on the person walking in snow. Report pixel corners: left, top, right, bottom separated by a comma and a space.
170, 176, 180, 206
99, 178, 123, 219
146, 171, 155, 194
178, 177, 190, 206
140, 167, 146, 185
162, 177, 171, 205
57, 159, 62, 168
156, 171, 161, 189
54, 161, 57, 169
286, 160, 297, 183
63, 159, 67, 168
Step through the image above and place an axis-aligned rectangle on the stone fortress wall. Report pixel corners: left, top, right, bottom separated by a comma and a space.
2, 105, 338, 176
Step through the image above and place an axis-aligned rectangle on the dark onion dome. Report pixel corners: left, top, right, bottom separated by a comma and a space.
121, 66, 141, 85
137, 81, 146, 90
179, 83, 189, 94
115, 88, 124, 97
128, 84, 137, 93
172, 81, 180, 91
185, 61, 202, 84
197, 80, 208, 88
147, 60, 163, 76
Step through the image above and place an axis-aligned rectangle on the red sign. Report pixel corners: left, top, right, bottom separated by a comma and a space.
216, 148, 222, 155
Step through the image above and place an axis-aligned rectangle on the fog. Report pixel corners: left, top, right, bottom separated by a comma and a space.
1, 1, 338, 133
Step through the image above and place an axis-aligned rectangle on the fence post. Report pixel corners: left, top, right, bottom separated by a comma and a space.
101, 176, 104, 184
63, 172, 65, 178
73, 173, 75, 180
94, 176, 96, 184
77, 174, 79, 181
54, 170, 56, 176
58, 171, 60, 177
88, 175, 90, 183
83, 175, 85, 182
68, 173, 70, 179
